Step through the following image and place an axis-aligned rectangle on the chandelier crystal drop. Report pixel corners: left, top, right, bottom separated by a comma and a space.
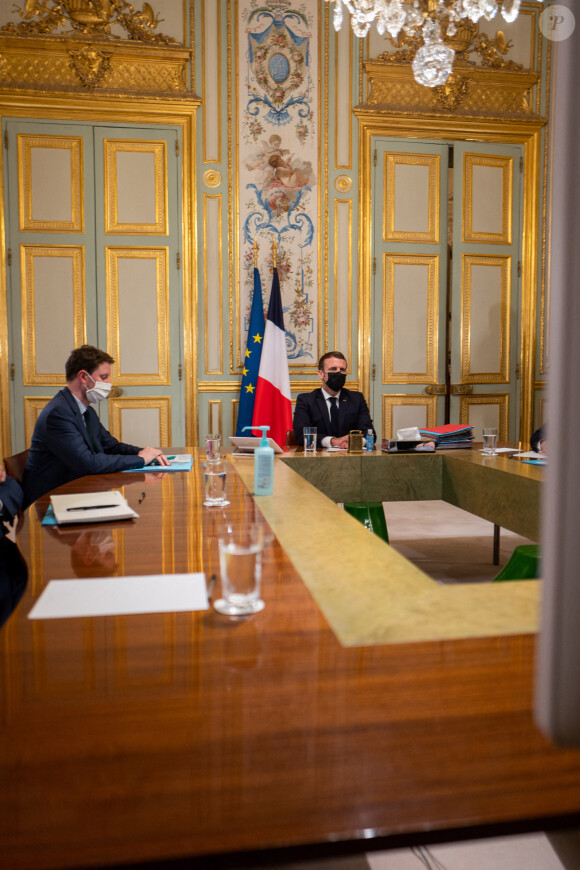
325, 0, 541, 87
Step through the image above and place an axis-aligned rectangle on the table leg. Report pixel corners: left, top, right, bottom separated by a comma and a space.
493, 524, 500, 565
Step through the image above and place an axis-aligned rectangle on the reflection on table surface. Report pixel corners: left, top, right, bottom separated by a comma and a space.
2, 448, 580, 870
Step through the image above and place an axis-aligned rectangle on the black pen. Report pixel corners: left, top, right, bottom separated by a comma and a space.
66, 504, 119, 512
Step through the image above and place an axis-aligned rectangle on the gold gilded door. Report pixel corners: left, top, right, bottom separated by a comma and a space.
4, 119, 184, 451
372, 138, 522, 443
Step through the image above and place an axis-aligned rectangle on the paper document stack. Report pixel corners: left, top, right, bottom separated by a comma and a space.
418, 424, 474, 449
50, 490, 139, 525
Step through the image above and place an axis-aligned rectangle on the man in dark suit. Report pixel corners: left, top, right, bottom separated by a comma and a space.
292, 351, 375, 448
0, 467, 24, 539
22, 345, 168, 507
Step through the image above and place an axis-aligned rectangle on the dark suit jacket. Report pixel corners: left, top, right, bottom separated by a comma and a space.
0, 475, 24, 538
531, 424, 546, 452
292, 387, 375, 446
22, 388, 144, 507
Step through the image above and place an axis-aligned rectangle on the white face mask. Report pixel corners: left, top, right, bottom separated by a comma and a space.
86, 373, 112, 404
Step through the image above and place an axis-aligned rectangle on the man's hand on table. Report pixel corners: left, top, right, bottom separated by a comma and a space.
139, 447, 170, 467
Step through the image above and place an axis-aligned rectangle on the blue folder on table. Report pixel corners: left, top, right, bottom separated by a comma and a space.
123, 454, 193, 473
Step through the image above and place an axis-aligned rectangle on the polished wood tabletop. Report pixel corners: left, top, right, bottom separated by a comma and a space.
2, 449, 580, 870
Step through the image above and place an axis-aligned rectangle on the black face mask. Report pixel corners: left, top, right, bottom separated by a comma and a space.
325, 371, 346, 392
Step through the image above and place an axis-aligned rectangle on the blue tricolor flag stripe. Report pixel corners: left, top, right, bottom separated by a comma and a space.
236, 266, 265, 435
252, 267, 292, 449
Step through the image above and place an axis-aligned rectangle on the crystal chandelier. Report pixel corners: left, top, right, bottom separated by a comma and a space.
325, 1, 542, 87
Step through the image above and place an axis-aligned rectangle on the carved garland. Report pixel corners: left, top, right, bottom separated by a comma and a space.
1, 0, 176, 45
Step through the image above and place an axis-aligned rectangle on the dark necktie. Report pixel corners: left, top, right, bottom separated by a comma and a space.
83, 409, 96, 452
329, 396, 339, 437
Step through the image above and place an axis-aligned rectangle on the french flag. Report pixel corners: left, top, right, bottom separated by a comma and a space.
252, 266, 292, 450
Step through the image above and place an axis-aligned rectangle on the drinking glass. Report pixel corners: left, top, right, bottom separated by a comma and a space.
205, 433, 221, 465
203, 460, 229, 507
214, 525, 265, 615
303, 426, 317, 454
482, 427, 498, 455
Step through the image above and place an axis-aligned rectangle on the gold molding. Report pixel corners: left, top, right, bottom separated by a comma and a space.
109, 396, 171, 446
201, 0, 222, 164
539, 394, 547, 427
382, 394, 437, 441
362, 58, 540, 119
0, 35, 191, 97
207, 399, 223, 437
18, 134, 84, 232
204, 169, 221, 188
104, 139, 168, 235
335, 175, 352, 193
383, 253, 438, 384
334, 198, 352, 364
461, 254, 510, 383
384, 152, 440, 243
24, 396, 50, 446
463, 153, 513, 245
106, 246, 169, 385
203, 193, 223, 375
334, 19, 352, 170
197, 380, 363, 394
459, 393, 509, 442
21, 245, 86, 385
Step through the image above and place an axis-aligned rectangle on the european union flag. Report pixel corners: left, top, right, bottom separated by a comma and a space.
236, 266, 265, 434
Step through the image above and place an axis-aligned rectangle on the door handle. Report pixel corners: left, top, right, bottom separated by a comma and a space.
109, 386, 124, 398
450, 384, 473, 395
424, 384, 446, 395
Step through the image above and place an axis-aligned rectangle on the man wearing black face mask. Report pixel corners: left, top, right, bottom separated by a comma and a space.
22, 345, 169, 507
292, 351, 375, 449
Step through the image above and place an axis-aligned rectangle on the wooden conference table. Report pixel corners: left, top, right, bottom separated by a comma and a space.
2, 447, 580, 870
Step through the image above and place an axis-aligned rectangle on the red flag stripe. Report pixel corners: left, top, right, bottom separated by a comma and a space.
252, 376, 292, 451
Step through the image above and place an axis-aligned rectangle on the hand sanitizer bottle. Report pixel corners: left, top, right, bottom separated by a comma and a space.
243, 425, 274, 495
366, 429, 375, 452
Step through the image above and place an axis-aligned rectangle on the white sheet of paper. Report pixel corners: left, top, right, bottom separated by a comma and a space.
511, 450, 545, 458
478, 447, 519, 454
28, 574, 209, 620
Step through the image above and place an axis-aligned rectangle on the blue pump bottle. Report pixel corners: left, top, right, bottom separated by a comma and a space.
243, 425, 274, 495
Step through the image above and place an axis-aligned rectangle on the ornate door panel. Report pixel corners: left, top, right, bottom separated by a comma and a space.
372, 138, 522, 442
450, 142, 522, 441
4, 119, 183, 451
372, 141, 448, 440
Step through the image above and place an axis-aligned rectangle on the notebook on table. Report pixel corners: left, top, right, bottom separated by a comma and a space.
49, 490, 139, 525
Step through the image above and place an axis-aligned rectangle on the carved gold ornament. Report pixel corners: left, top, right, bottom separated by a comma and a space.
335, 175, 352, 192
204, 170, 222, 189
325, 0, 542, 88
432, 72, 471, 111
69, 44, 112, 88
2, 1, 176, 44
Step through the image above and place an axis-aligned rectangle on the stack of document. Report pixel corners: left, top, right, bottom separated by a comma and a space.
50, 490, 139, 525
418, 424, 474, 449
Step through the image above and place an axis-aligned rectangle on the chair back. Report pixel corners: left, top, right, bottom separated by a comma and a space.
4, 449, 30, 484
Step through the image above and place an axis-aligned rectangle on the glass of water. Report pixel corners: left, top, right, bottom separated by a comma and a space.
303, 426, 317, 454
203, 460, 230, 507
214, 525, 265, 616
205, 433, 221, 465
482, 427, 498, 455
